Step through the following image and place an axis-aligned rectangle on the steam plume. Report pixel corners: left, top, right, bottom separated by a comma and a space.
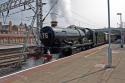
49, 0, 72, 23
49, 0, 59, 21
59, 0, 72, 24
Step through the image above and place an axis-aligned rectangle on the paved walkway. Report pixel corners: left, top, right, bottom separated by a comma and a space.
0, 44, 125, 83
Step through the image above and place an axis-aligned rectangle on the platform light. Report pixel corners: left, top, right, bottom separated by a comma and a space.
117, 13, 124, 48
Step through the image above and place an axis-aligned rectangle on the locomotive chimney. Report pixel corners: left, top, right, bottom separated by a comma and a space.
51, 21, 58, 27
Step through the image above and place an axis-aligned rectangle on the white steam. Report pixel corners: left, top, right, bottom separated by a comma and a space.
49, 0, 72, 24
59, 0, 72, 24
49, 0, 59, 21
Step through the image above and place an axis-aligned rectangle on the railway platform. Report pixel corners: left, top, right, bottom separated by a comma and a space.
0, 44, 125, 83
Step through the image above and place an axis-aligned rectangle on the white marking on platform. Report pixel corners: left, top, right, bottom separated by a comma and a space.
95, 64, 105, 68
112, 51, 119, 54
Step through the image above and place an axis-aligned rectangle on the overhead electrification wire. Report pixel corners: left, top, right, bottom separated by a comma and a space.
42, 0, 59, 22
0, 0, 35, 24
71, 9, 102, 28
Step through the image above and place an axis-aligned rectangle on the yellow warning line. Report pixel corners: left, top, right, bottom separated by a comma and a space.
84, 45, 107, 58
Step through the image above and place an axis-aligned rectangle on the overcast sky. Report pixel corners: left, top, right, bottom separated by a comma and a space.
71, 0, 125, 28
0, 0, 125, 29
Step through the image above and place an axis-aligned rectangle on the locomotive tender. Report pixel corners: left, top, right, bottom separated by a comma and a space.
40, 25, 107, 58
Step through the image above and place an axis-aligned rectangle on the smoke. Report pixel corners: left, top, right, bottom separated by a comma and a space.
49, 0, 59, 21
49, 0, 72, 23
58, 0, 72, 24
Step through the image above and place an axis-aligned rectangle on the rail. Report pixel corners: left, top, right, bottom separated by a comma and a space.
0, 48, 28, 68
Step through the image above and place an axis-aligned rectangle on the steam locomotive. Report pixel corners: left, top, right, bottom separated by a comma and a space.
40, 25, 113, 58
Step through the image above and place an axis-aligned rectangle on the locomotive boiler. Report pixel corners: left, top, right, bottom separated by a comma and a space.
40, 26, 85, 46
40, 25, 98, 58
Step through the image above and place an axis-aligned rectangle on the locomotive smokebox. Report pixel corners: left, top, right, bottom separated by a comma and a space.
51, 21, 58, 27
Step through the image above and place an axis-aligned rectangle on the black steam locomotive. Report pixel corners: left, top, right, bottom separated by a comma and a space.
40, 25, 111, 58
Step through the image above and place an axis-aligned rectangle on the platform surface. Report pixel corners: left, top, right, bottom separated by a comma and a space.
0, 44, 125, 83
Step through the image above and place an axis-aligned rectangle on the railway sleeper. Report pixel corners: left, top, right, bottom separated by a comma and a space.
0, 59, 24, 68
0, 51, 21, 56
0, 57, 23, 64
0, 52, 28, 60
0, 55, 20, 60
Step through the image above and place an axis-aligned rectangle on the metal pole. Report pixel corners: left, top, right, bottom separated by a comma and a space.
106, 0, 112, 68
120, 14, 124, 48
36, 0, 43, 46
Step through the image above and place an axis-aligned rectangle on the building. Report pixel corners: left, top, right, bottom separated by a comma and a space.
0, 21, 35, 45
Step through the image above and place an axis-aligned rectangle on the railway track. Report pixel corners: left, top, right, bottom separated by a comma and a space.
0, 48, 28, 68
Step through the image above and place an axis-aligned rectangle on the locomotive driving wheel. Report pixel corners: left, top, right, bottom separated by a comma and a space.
59, 48, 72, 58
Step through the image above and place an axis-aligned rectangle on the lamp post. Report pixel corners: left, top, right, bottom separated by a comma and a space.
106, 0, 112, 68
117, 13, 124, 48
